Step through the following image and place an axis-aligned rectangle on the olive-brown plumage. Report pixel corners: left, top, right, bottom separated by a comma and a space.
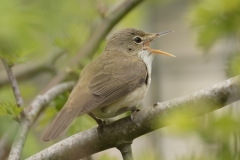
42, 28, 174, 141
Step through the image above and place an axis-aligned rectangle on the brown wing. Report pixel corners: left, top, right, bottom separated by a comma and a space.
79, 51, 147, 114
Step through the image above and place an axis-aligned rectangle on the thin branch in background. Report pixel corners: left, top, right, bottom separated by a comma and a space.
97, 0, 107, 18
89, 0, 107, 18
117, 141, 134, 160
0, 50, 66, 87
1, 58, 23, 107
42, 0, 144, 93
26, 76, 240, 160
8, 82, 74, 160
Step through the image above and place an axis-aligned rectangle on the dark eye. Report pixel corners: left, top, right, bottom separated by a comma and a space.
134, 37, 142, 44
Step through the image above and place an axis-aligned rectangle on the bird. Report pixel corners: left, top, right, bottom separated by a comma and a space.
42, 28, 175, 141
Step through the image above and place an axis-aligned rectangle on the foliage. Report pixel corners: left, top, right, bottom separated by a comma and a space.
189, 0, 240, 79
0, 0, 94, 64
0, 102, 23, 120
160, 4, 240, 150
162, 106, 240, 160
189, 0, 240, 51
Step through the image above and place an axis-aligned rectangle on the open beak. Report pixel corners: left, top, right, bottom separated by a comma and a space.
145, 30, 176, 57
150, 48, 176, 57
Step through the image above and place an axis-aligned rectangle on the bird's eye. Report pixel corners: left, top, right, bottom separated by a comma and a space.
134, 37, 142, 44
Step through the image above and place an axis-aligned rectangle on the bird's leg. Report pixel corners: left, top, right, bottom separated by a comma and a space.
88, 113, 106, 138
88, 113, 103, 125
130, 106, 140, 123
131, 106, 140, 113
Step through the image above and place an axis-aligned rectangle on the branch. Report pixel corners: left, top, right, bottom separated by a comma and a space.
26, 76, 240, 160
42, 0, 144, 92
117, 141, 134, 160
1, 58, 24, 107
0, 51, 66, 87
8, 82, 74, 160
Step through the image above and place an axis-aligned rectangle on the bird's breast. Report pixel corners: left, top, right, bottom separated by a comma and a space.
91, 84, 149, 119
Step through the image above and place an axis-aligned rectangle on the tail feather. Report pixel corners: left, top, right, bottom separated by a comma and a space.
42, 107, 79, 141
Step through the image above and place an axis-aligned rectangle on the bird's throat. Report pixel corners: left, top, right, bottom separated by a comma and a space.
138, 49, 154, 82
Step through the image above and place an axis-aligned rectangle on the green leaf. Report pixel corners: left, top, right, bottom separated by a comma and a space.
188, 0, 240, 51
0, 102, 23, 120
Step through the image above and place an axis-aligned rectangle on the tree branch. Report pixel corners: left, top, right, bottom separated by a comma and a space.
42, 0, 144, 92
0, 51, 66, 87
117, 141, 134, 160
1, 58, 24, 107
26, 76, 240, 160
8, 82, 74, 160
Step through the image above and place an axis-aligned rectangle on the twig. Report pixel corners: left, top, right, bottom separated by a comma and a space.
8, 118, 29, 160
0, 51, 66, 87
42, 0, 144, 92
8, 82, 74, 160
1, 58, 24, 107
117, 141, 134, 160
26, 76, 240, 160
89, 0, 107, 18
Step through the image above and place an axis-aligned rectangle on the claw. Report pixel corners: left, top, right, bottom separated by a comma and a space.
131, 106, 140, 113
130, 106, 140, 124
88, 113, 112, 138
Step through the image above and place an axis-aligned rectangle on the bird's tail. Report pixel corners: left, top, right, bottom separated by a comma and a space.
42, 105, 79, 141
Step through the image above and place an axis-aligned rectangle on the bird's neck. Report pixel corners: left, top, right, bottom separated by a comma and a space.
137, 50, 154, 84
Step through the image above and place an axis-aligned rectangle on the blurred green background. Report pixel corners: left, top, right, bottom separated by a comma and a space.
0, 0, 240, 159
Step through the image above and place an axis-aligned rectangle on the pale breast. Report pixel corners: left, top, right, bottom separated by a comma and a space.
91, 84, 148, 118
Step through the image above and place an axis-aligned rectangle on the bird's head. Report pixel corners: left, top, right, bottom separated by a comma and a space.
105, 28, 175, 57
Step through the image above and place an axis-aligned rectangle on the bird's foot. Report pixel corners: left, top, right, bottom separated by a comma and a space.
131, 106, 140, 113
130, 106, 140, 123
88, 113, 112, 138
88, 113, 103, 124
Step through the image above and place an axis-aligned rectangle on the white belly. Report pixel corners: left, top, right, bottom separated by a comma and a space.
91, 84, 148, 118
